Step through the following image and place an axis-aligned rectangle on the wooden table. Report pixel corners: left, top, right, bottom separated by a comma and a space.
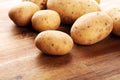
0, 0, 120, 80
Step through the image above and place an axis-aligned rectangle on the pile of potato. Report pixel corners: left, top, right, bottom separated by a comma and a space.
8, 0, 120, 55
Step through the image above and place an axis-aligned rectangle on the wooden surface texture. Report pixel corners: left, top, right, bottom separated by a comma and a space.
0, 0, 120, 80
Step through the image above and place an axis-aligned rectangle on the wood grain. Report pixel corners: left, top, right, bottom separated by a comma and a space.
0, 0, 120, 80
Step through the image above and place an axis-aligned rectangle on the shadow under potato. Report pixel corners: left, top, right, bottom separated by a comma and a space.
36, 52, 72, 68
11, 23, 38, 39
73, 34, 120, 58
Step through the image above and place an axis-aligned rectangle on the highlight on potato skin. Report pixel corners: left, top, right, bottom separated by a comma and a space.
35, 30, 74, 55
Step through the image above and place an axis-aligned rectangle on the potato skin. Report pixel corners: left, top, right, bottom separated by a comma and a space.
47, 0, 100, 25
70, 12, 113, 45
35, 30, 73, 55
32, 10, 61, 32
95, 0, 100, 3
8, 1, 40, 26
104, 6, 120, 36
22, 0, 48, 9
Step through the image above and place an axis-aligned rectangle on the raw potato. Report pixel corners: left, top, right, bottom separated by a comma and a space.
95, 0, 100, 3
35, 30, 74, 55
104, 6, 120, 36
47, 0, 100, 25
71, 12, 113, 45
32, 10, 61, 32
22, 0, 47, 9
9, 1, 40, 26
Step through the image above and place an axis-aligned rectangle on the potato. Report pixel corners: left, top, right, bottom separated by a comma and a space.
35, 30, 73, 55
70, 11, 113, 45
47, 0, 100, 25
8, 1, 40, 26
22, 0, 47, 9
104, 6, 120, 36
95, 0, 100, 3
32, 10, 61, 32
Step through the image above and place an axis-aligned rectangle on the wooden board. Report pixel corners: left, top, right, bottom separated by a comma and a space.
0, 0, 120, 80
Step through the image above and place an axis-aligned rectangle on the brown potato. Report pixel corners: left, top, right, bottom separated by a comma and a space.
32, 10, 61, 32
35, 30, 74, 55
95, 0, 100, 3
104, 6, 120, 36
47, 0, 100, 25
22, 0, 48, 9
8, 1, 40, 26
71, 11, 113, 45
